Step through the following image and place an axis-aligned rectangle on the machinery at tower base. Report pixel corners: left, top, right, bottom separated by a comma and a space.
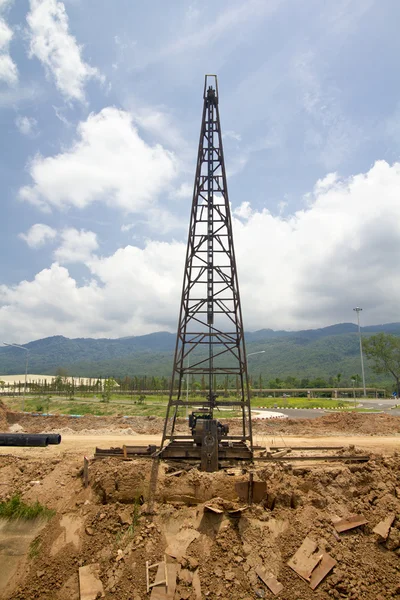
159, 75, 253, 472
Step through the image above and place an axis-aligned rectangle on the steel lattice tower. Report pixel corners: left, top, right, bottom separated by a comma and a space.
161, 75, 252, 460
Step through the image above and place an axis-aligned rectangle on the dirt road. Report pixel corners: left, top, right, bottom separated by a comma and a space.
0, 432, 399, 459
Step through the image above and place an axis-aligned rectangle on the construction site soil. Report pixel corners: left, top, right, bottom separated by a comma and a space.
1, 400, 400, 600
3, 403, 400, 437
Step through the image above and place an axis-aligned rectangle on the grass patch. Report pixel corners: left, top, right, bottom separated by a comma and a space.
2, 395, 382, 417
29, 536, 41, 558
251, 397, 356, 409
0, 495, 55, 520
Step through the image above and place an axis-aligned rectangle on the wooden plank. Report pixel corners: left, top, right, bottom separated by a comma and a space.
165, 529, 200, 559
309, 552, 336, 590
150, 562, 168, 600
253, 481, 267, 503
287, 537, 323, 581
83, 456, 89, 488
235, 481, 249, 502
165, 470, 185, 478
373, 513, 395, 540
78, 564, 104, 600
334, 514, 368, 533
256, 566, 283, 595
204, 504, 224, 514
267, 449, 290, 458
192, 570, 202, 600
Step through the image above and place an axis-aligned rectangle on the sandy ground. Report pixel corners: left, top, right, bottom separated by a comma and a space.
0, 432, 399, 459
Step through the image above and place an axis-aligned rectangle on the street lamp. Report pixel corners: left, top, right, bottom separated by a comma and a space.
353, 308, 366, 397
351, 378, 356, 409
3, 342, 29, 412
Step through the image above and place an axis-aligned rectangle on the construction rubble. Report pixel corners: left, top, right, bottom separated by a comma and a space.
0, 402, 400, 599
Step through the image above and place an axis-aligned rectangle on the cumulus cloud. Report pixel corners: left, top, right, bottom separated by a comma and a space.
19, 107, 178, 213
54, 228, 98, 264
4, 160, 400, 342
0, 6, 18, 85
19, 223, 57, 248
15, 115, 38, 136
27, 0, 102, 102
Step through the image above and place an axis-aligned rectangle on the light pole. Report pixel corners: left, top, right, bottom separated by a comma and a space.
353, 308, 366, 397
3, 342, 29, 412
351, 378, 356, 409
247, 350, 265, 395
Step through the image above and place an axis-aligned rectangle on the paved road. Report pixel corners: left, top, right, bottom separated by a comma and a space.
253, 408, 325, 419
253, 405, 400, 419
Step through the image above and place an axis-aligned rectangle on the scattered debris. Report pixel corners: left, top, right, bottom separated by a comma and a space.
372, 513, 396, 540
256, 565, 283, 595
333, 514, 368, 533
288, 537, 336, 589
165, 529, 200, 560
288, 537, 323, 581
309, 552, 337, 590
78, 563, 104, 600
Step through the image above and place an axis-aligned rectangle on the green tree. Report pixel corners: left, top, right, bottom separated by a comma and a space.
101, 377, 117, 403
363, 333, 400, 397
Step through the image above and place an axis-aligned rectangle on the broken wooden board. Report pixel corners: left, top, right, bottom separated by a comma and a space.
309, 552, 336, 590
372, 513, 396, 540
287, 537, 323, 581
256, 566, 283, 595
78, 564, 104, 600
333, 514, 368, 533
192, 570, 202, 600
227, 506, 248, 517
235, 480, 267, 503
150, 563, 177, 600
165, 529, 200, 560
204, 504, 224, 514
266, 449, 290, 459
165, 470, 185, 478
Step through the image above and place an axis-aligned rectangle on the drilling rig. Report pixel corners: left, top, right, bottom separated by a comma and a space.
159, 75, 253, 471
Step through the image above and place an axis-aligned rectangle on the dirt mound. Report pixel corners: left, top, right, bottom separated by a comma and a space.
0, 400, 8, 432
5, 408, 400, 439
6, 412, 166, 435
250, 412, 400, 436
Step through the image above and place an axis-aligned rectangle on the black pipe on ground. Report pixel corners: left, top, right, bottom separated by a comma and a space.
0, 433, 62, 447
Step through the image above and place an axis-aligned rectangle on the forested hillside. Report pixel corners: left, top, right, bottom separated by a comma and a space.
1, 322, 399, 386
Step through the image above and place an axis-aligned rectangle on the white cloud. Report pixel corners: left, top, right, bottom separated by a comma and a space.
15, 115, 38, 136
0, 10, 18, 85
174, 182, 193, 199
19, 107, 178, 213
5, 160, 400, 341
19, 223, 57, 248
27, 0, 102, 102
223, 130, 242, 142
54, 228, 98, 264
121, 223, 134, 233
233, 201, 252, 220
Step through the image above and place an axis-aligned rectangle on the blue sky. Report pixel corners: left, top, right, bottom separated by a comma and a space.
1, 0, 400, 342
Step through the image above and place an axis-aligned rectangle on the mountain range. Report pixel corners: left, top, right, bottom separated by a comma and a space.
1, 322, 399, 384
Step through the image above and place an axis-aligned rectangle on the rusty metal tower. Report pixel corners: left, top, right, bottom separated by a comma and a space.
160, 75, 252, 470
